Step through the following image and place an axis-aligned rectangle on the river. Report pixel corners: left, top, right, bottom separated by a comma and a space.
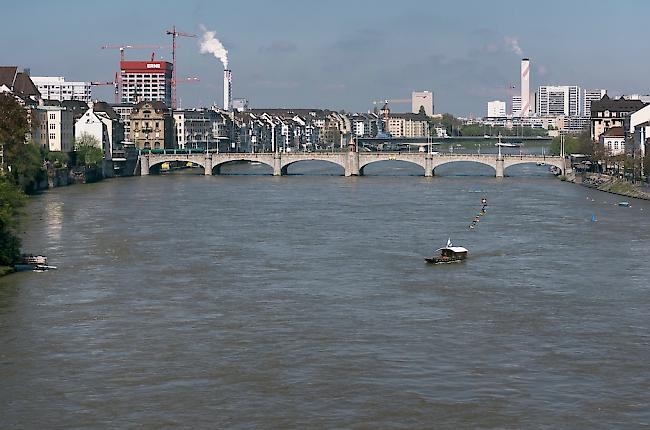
1, 162, 649, 429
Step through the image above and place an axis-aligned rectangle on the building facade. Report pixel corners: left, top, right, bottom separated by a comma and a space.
487, 100, 506, 117
583, 89, 607, 117
511, 95, 522, 116
31, 76, 91, 103
387, 112, 429, 138
120, 61, 172, 106
173, 108, 230, 150
599, 126, 626, 155
129, 101, 173, 149
590, 95, 645, 141
32, 105, 74, 152
75, 102, 124, 159
411, 91, 433, 117
536, 85, 582, 117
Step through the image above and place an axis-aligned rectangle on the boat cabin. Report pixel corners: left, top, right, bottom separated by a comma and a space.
437, 245, 468, 260
425, 239, 469, 264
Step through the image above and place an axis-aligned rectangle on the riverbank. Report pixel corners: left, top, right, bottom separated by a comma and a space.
0, 266, 15, 277
577, 173, 650, 200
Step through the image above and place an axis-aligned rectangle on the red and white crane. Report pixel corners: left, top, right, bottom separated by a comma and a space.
166, 25, 197, 109
165, 26, 197, 109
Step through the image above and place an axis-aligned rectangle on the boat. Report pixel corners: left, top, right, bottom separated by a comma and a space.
425, 239, 469, 264
618, 201, 630, 207
14, 254, 57, 272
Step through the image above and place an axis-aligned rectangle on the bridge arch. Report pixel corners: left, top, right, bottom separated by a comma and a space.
212, 157, 275, 174
359, 158, 426, 175
280, 157, 346, 175
503, 159, 564, 176
432, 159, 497, 176
148, 158, 206, 173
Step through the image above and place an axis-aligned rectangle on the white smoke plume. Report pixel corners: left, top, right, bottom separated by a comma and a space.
199, 24, 229, 69
504, 36, 523, 56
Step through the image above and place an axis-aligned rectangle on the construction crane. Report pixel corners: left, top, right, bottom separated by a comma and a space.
90, 72, 120, 99
100, 44, 169, 102
166, 26, 197, 109
178, 76, 200, 83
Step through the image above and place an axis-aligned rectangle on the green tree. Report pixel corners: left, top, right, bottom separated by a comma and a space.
45, 151, 69, 168
0, 179, 27, 265
74, 134, 103, 167
0, 94, 45, 191
548, 130, 593, 156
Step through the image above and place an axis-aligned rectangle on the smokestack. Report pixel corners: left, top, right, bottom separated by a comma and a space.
521, 58, 530, 117
223, 69, 232, 111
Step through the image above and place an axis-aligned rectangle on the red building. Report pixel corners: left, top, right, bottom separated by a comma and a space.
120, 61, 172, 106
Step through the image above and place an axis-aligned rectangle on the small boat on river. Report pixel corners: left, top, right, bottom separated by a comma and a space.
14, 254, 57, 272
425, 239, 468, 264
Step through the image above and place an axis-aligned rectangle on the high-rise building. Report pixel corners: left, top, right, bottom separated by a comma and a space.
487, 100, 506, 117
120, 61, 172, 106
520, 59, 531, 117
583, 89, 607, 116
536, 85, 582, 117
512, 95, 522, 116
411, 91, 434, 116
31, 76, 91, 102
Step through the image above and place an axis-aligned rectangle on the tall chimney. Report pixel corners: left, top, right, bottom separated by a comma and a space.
521, 58, 530, 117
223, 69, 232, 111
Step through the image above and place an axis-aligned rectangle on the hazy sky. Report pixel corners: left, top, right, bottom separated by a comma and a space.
2, 0, 649, 115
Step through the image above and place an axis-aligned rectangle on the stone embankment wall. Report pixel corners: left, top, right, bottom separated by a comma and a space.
578, 173, 650, 200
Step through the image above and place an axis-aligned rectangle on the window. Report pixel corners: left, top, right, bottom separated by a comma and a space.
49, 123, 56, 130
49, 113, 55, 120
49, 133, 56, 140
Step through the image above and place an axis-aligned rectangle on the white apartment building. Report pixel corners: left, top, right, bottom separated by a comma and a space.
536, 85, 582, 117
120, 61, 172, 106
411, 91, 434, 117
487, 100, 506, 117
31, 76, 91, 103
583, 89, 607, 117
32, 106, 74, 152
511, 95, 522, 116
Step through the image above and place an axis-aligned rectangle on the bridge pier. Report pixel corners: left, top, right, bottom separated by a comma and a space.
203, 155, 213, 176
140, 156, 150, 176
345, 151, 360, 176
425, 155, 433, 177
273, 153, 282, 176
496, 158, 504, 178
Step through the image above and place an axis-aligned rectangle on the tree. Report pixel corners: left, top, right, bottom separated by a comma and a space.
74, 134, 103, 167
0, 179, 27, 265
0, 94, 45, 191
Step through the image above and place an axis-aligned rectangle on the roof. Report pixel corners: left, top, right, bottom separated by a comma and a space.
591, 94, 646, 113
436, 246, 468, 253
0, 66, 18, 87
0, 66, 40, 98
602, 126, 625, 137
133, 100, 169, 113
92, 101, 119, 120
390, 111, 429, 121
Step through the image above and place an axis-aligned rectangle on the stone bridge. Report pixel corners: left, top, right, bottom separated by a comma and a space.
138, 151, 568, 178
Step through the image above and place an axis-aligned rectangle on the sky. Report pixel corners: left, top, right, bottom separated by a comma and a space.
2, 0, 650, 116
